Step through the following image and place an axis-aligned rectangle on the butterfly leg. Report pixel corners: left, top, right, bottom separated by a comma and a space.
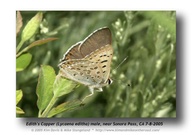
96, 88, 103, 92
82, 87, 94, 102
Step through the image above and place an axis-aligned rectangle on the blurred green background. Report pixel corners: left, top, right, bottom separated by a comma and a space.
16, 11, 176, 118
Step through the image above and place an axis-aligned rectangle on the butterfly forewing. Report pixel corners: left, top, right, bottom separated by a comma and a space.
79, 28, 112, 57
60, 27, 112, 62
60, 42, 82, 62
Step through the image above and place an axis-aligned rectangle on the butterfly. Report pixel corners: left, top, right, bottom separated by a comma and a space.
58, 27, 113, 100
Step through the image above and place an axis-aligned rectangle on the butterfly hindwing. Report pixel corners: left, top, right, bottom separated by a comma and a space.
59, 59, 103, 86
84, 44, 113, 83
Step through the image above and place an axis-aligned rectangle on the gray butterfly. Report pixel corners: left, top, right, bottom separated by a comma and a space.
58, 27, 113, 100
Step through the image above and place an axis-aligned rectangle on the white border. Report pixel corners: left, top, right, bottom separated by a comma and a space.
0, 0, 191, 134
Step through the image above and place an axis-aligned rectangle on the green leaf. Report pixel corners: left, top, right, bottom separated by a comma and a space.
53, 74, 77, 98
16, 38, 58, 58
28, 38, 58, 49
48, 100, 82, 117
21, 12, 43, 42
38, 73, 77, 117
36, 65, 56, 112
16, 90, 25, 115
16, 107, 25, 114
16, 11, 23, 36
16, 53, 32, 72
16, 12, 43, 53
16, 90, 23, 105
137, 91, 143, 116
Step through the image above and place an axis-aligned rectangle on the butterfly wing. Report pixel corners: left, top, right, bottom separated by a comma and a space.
59, 27, 113, 88
60, 42, 83, 62
60, 27, 112, 62
84, 44, 113, 83
59, 59, 103, 86
79, 27, 112, 57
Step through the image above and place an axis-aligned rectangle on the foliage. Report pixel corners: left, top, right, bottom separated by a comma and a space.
16, 11, 176, 118
16, 11, 81, 117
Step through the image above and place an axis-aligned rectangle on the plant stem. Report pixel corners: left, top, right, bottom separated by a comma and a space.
16, 46, 29, 58
16, 40, 25, 53
39, 95, 58, 118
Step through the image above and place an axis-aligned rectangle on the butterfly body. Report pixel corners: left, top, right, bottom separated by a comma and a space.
58, 27, 113, 99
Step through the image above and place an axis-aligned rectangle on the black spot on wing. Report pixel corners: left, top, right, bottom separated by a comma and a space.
101, 60, 108, 63
102, 65, 106, 68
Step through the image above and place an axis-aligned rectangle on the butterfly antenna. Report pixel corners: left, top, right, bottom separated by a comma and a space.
113, 56, 128, 71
